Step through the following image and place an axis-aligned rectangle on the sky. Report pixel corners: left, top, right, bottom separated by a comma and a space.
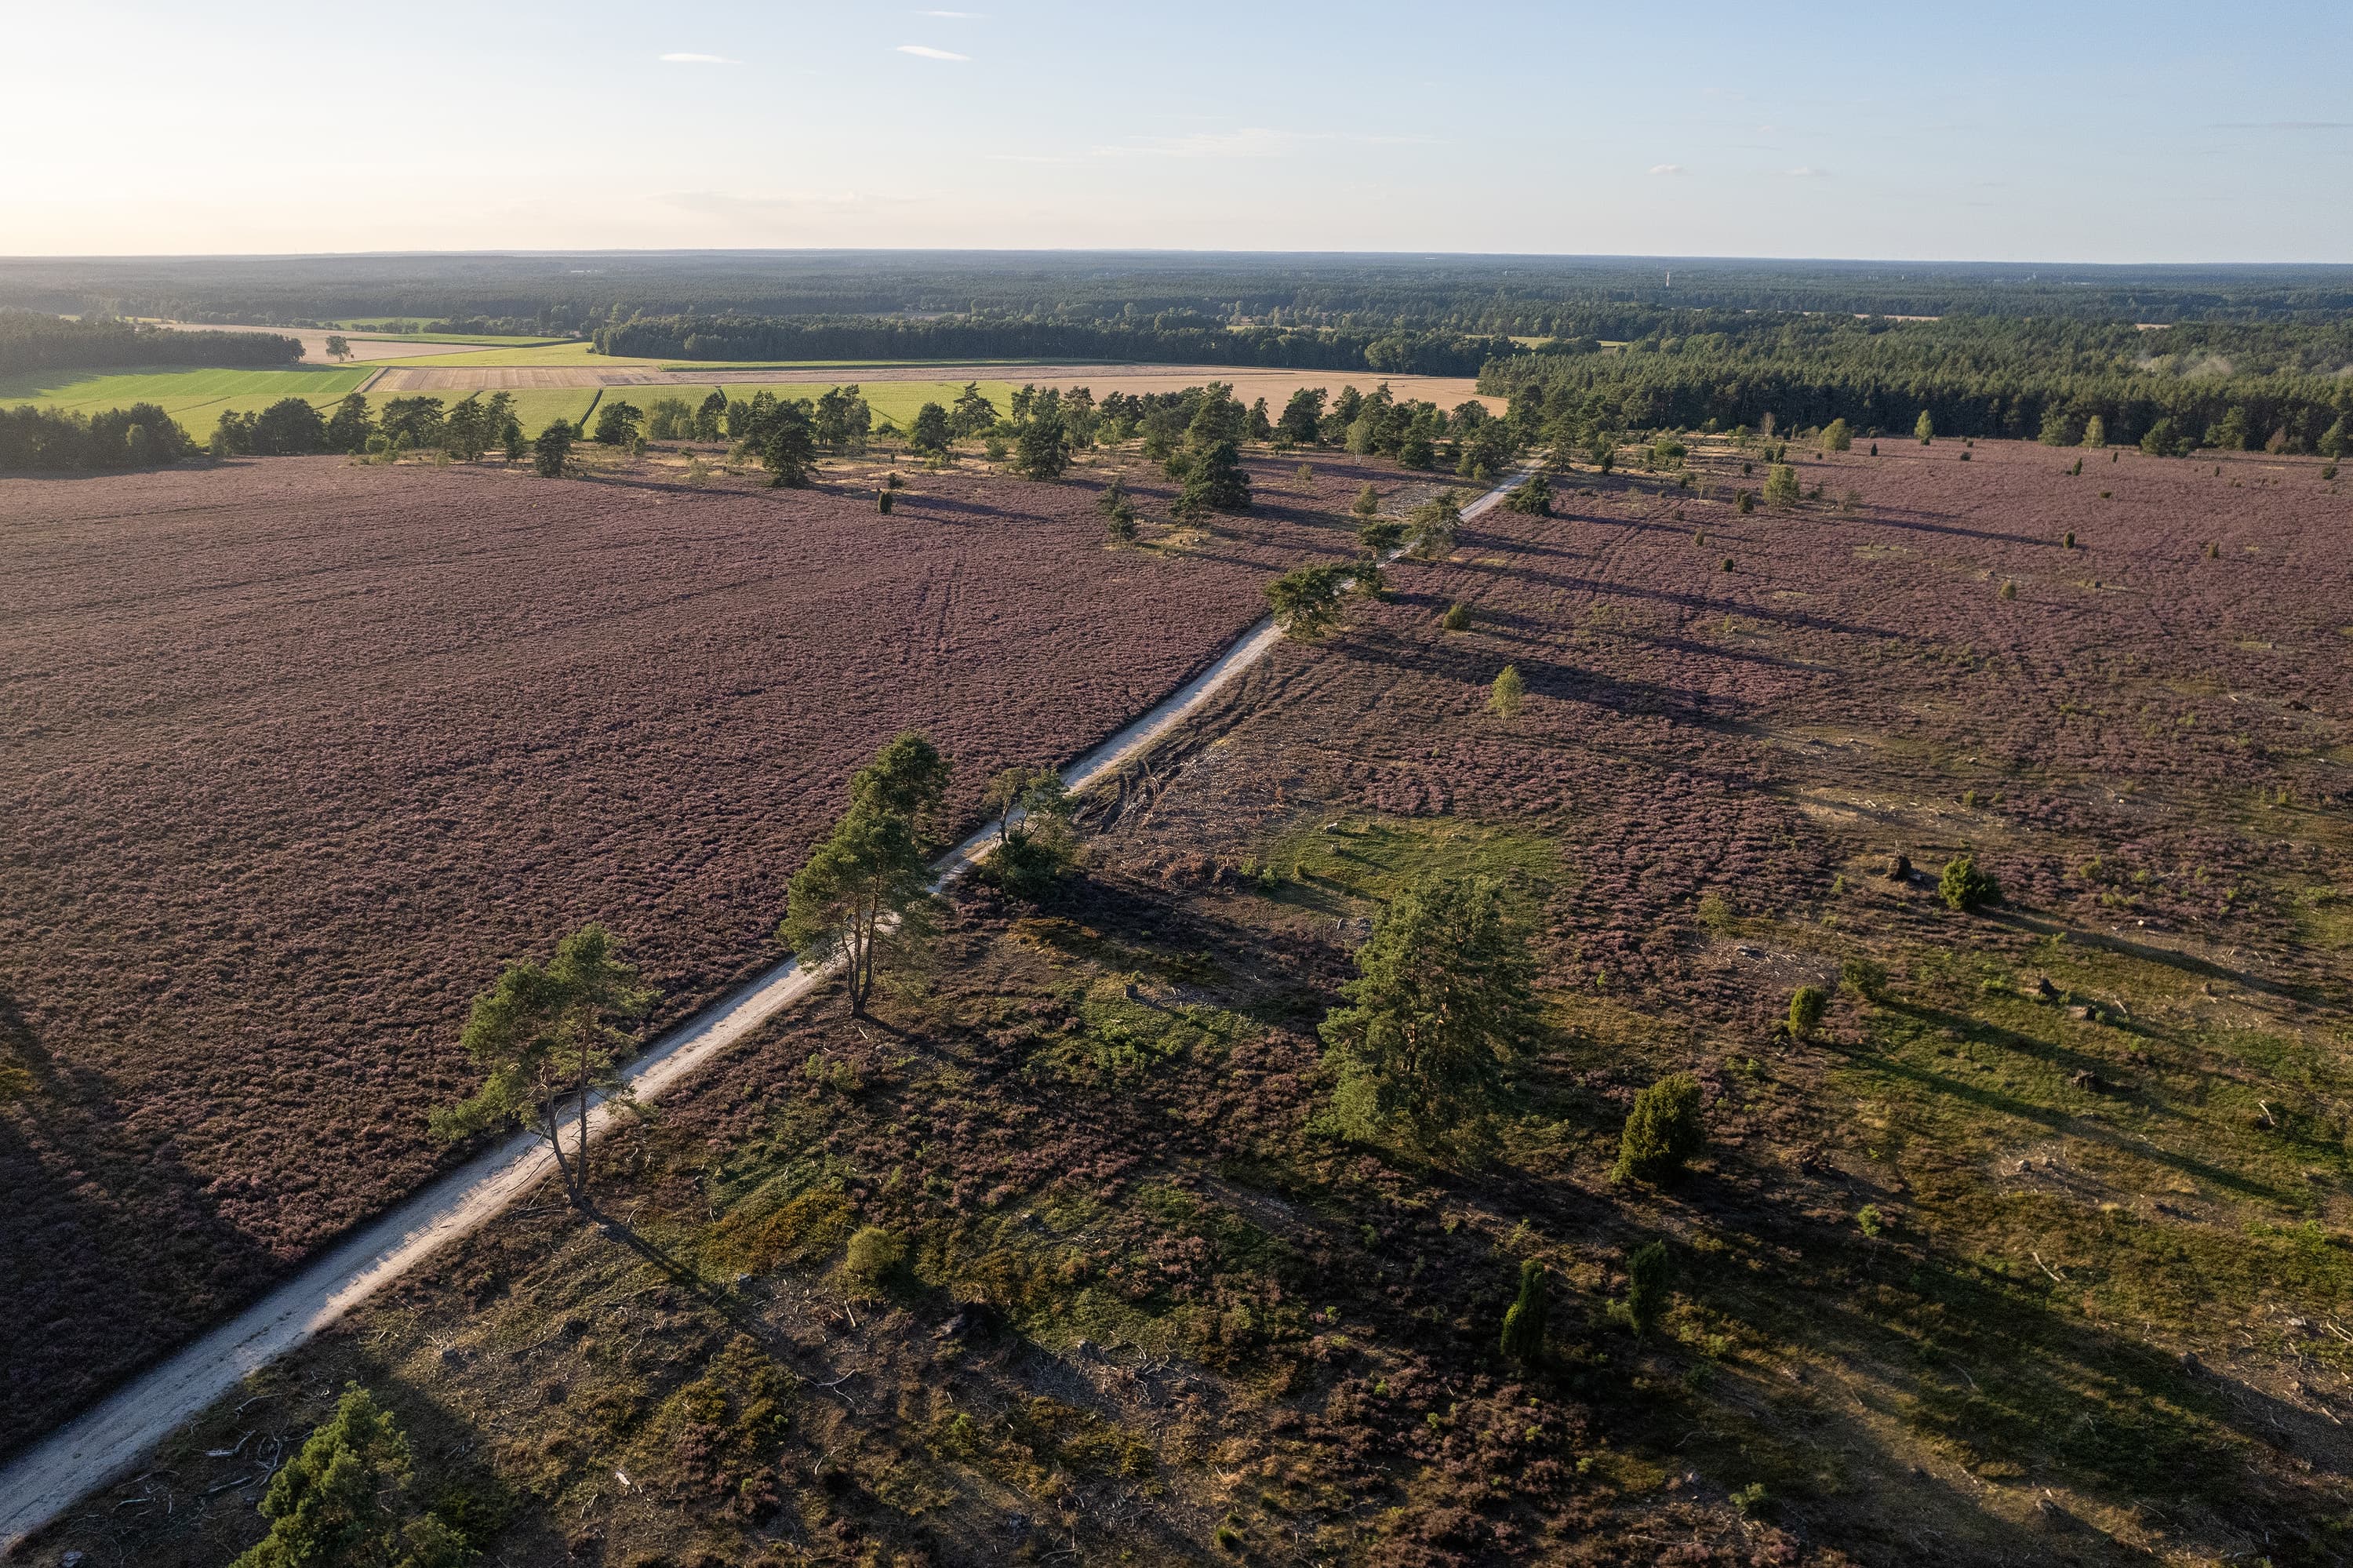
3, 0, 2349, 262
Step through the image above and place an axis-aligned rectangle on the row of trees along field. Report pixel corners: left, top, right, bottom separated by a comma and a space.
592, 312, 1511, 376
0, 310, 301, 373
202, 392, 529, 460
1477, 311, 2353, 454
0, 402, 195, 470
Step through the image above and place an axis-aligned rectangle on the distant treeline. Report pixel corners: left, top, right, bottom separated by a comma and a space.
595, 315, 1511, 376
0, 403, 195, 471
0, 311, 302, 373
10, 253, 2353, 332
1479, 313, 2353, 452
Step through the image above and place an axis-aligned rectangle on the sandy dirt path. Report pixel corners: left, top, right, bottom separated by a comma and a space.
0, 467, 1525, 1549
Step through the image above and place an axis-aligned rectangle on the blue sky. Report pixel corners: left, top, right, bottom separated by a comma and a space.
5, 0, 2348, 260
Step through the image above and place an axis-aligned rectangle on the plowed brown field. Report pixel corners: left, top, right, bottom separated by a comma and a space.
0, 450, 1391, 1454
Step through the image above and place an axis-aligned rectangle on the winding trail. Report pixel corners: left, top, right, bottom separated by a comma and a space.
0, 463, 1527, 1551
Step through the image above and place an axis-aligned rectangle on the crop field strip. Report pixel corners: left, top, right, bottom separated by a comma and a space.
0, 449, 1391, 1457
0, 364, 376, 425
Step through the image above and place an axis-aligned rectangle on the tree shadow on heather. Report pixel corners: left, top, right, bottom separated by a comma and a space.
0, 984, 282, 1461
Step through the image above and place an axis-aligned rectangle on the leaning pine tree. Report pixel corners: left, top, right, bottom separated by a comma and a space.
430, 925, 653, 1212
779, 733, 953, 1015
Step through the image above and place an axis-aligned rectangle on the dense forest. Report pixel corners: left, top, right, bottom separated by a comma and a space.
1478, 311, 2353, 452
6, 253, 2353, 333
0, 311, 301, 373
595, 314, 1510, 374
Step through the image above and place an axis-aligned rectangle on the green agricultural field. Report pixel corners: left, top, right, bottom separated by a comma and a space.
0, 366, 376, 435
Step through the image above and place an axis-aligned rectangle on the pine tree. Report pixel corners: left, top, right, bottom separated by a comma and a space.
1175, 438, 1252, 517
1499, 1260, 1548, 1366
1320, 871, 1540, 1144
1915, 410, 1935, 444
1489, 664, 1525, 717
231, 1386, 471, 1568
760, 402, 819, 487
1613, 1073, 1705, 1183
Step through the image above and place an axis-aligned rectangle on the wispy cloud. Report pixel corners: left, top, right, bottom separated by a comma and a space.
1088, 127, 1434, 160
2211, 120, 2353, 131
1649, 163, 1687, 176
896, 43, 970, 60
1780, 166, 1829, 177
658, 52, 740, 64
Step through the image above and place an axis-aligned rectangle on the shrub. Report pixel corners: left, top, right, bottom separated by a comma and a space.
876, 488, 893, 514
1763, 464, 1800, 507
1735, 488, 1754, 514
844, 1225, 905, 1292
1441, 601, 1471, 631
1622, 1240, 1670, 1337
1821, 417, 1852, 452
1499, 1260, 1548, 1366
1614, 1073, 1705, 1184
1998, 579, 2017, 599
1915, 411, 1934, 444
2082, 414, 2107, 449
1840, 956, 1887, 999
1351, 481, 1380, 518
1938, 853, 2002, 911
1489, 664, 1524, 717
1787, 984, 1827, 1039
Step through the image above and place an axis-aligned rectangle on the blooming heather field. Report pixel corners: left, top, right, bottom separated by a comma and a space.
0, 451, 1380, 1453
23, 438, 2353, 1566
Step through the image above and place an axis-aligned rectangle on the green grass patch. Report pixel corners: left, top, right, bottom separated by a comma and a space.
1256, 813, 1563, 915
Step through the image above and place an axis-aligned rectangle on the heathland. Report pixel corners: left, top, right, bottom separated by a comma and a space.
12, 413, 2351, 1566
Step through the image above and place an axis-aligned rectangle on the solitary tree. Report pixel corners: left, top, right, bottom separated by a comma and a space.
1787, 984, 1827, 1039
1822, 417, 1853, 452
1621, 1241, 1671, 1339
532, 420, 573, 478
231, 1385, 471, 1568
2082, 414, 2108, 449
322, 333, 352, 363
1321, 871, 1541, 1146
430, 925, 654, 1210
780, 801, 934, 1017
1351, 481, 1381, 518
1938, 853, 2002, 911
1915, 410, 1935, 445
1264, 563, 1353, 641
1406, 491, 1461, 558
1763, 464, 1801, 508
1613, 1072, 1705, 1184
1499, 1260, 1549, 1367
1489, 664, 1526, 718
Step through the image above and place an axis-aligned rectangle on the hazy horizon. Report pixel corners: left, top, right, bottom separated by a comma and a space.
7, 0, 2348, 263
